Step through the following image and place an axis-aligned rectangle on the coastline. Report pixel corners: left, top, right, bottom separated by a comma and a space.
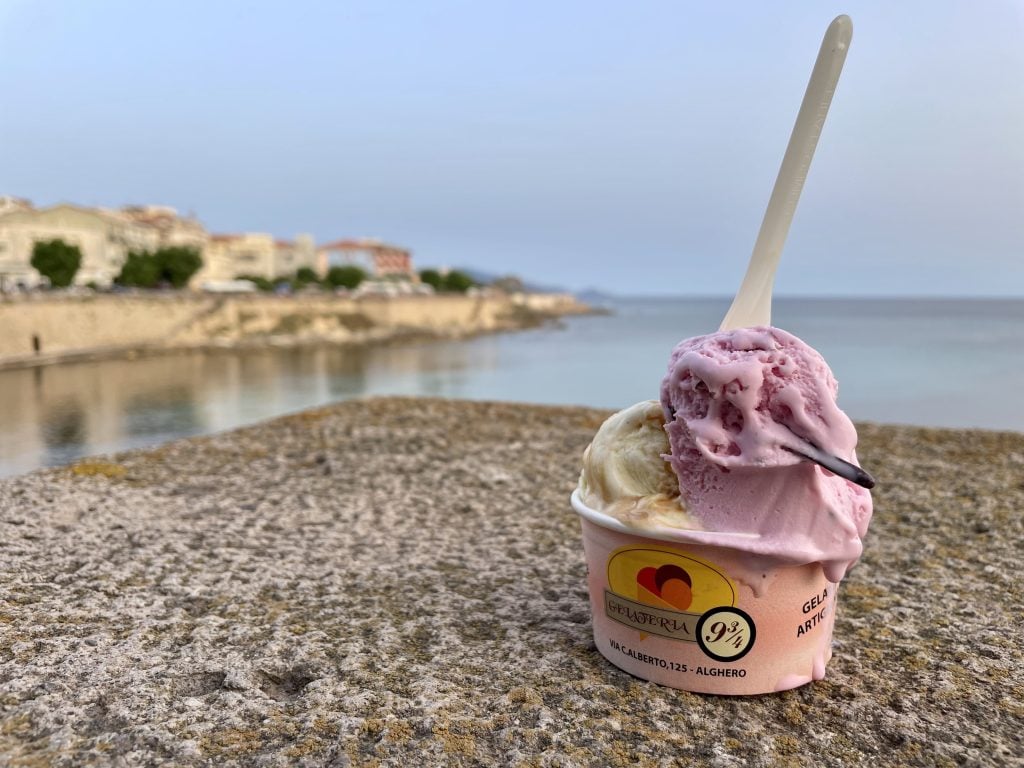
0, 397, 1020, 765
0, 291, 596, 371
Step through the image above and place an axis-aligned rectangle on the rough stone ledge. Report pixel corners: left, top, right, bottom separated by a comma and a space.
0, 397, 1021, 767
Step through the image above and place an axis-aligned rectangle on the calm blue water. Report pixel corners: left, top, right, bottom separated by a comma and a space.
1, 297, 1022, 477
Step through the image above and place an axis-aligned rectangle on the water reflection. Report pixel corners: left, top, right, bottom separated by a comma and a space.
326, 347, 371, 399
123, 385, 200, 441
2, 298, 1022, 478
0, 338, 500, 477
41, 399, 86, 467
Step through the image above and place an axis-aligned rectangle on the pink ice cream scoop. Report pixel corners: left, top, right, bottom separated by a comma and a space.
659, 326, 873, 583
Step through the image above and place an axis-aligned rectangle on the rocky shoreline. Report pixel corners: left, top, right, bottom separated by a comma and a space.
1, 398, 1021, 766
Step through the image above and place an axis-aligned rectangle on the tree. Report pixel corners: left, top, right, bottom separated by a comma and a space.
235, 274, 275, 291
115, 251, 160, 288
419, 269, 442, 291
294, 266, 320, 287
115, 247, 203, 289
326, 265, 367, 290
491, 275, 525, 293
418, 268, 475, 293
442, 269, 474, 293
155, 246, 203, 288
31, 239, 82, 288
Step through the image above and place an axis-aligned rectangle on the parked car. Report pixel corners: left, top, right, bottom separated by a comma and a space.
201, 279, 258, 294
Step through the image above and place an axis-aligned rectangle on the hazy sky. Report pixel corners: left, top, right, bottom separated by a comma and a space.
1, 1, 1022, 295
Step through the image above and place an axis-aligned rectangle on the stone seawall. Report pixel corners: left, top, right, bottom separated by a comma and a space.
0, 398, 1020, 765
0, 295, 206, 361
0, 292, 591, 368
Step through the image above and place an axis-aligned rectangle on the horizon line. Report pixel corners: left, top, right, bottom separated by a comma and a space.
574, 292, 1024, 301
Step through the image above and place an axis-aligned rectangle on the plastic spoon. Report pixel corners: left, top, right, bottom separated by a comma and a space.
719, 15, 873, 489
783, 443, 876, 489
720, 15, 853, 332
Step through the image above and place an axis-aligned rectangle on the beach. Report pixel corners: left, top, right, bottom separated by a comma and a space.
1, 397, 1020, 766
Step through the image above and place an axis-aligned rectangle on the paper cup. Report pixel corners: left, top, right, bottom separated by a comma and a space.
571, 490, 838, 695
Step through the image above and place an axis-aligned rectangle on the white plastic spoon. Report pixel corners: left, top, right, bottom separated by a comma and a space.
720, 15, 853, 332
717, 16, 873, 490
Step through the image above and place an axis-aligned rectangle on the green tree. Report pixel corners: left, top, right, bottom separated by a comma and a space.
31, 239, 82, 288
115, 247, 203, 289
294, 266, 320, 287
419, 268, 442, 290
442, 269, 474, 293
235, 274, 275, 291
155, 246, 203, 289
115, 251, 160, 288
491, 275, 525, 293
326, 265, 367, 289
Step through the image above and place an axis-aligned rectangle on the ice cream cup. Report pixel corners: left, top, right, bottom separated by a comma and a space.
571, 489, 838, 695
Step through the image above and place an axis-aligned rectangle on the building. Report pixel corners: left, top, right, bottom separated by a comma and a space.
316, 238, 413, 279
0, 196, 32, 215
0, 194, 409, 291
195, 232, 316, 285
197, 234, 274, 283
119, 205, 209, 252
0, 203, 161, 290
273, 235, 317, 277
0, 200, 211, 290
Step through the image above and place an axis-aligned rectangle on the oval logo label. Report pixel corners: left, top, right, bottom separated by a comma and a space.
607, 545, 737, 617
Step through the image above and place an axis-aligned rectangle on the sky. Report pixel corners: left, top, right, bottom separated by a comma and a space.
1, 1, 1022, 296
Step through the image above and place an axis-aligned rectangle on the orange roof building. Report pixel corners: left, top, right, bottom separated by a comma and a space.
316, 238, 413, 278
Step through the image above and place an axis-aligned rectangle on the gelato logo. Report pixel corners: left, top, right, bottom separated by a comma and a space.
605, 546, 737, 643
636, 563, 695, 611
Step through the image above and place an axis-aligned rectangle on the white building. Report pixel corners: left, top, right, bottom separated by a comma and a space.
273, 235, 317, 277
316, 238, 414, 278
0, 196, 321, 291
0, 196, 32, 215
0, 203, 156, 289
119, 205, 209, 252
194, 232, 316, 285
0, 200, 209, 290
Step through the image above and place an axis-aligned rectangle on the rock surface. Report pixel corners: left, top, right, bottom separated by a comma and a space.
0, 397, 1021, 767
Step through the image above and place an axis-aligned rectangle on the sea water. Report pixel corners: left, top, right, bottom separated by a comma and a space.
1, 297, 1021, 477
